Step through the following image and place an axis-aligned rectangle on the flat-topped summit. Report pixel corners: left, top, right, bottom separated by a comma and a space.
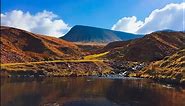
61, 25, 143, 43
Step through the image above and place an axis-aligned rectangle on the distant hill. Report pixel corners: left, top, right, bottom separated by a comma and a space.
155, 29, 176, 32
1, 26, 82, 63
102, 31, 185, 62
61, 25, 143, 43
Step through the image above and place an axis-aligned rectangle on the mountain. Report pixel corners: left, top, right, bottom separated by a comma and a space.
102, 31, 185, 62
130, 49, 185, 85
61, 25, 143, 43
154, 29, 179, 33
0, 26, 112, 77
0, 26, 82, 63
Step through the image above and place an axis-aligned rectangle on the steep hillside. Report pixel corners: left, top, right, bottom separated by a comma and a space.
103, 31, 185, 62
129, 49, 185, 85
0, 26, 82, 63
75, 42, 106, 55
61, 25, 143, 43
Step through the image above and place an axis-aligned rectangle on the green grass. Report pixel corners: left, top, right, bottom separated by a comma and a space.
83, 52, 109, 60
1, 59, 104, 67
1, 52, 110, 67
0, 52, 112, 77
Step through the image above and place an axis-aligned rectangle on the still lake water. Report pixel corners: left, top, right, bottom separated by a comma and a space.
1, 77, 185, 106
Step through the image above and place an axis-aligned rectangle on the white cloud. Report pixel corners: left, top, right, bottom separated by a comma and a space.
1, 10, 70, 37
112, 16, 143, 33
112, 2, 185, 34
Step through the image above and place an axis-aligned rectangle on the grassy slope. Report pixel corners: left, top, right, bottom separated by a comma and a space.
1, 26, 82, 63
129, 49, 185, 85
84, 52, 109, 60
103, 31, 185, 62
0, 26, 112, 77
0, 52, 112, 77
1, 59, 103, 66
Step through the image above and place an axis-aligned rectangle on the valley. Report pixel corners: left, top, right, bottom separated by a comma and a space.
1, 1, 185, 106
0, 26, 185, 86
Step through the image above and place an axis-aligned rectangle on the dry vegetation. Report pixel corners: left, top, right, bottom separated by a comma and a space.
1, 51, 112, 77
0, 26, 113, 77
129, 49, 185, 85
103, 31, 185, 62
0, 26, 83, 63
0, 59, 112, 77
1, 26, 185, 86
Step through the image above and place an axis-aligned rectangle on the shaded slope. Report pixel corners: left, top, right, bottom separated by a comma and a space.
61, 25, 143, 43
0, 26, 82, 63
103, 31, 185, 62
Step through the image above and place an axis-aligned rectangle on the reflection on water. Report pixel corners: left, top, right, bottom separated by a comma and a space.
1, 77, 185, 106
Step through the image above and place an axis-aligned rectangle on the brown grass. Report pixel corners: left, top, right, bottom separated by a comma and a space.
129, 49, 185, 85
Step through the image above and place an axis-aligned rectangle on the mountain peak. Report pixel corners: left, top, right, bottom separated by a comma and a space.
61, 25, 143, 43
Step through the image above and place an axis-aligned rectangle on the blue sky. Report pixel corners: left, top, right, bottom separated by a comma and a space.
1, 0, 183, 28
1, 0, 184, 37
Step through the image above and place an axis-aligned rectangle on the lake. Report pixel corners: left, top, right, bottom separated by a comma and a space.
1, 77, 185, 106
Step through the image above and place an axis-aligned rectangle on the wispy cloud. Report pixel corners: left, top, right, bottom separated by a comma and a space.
1, 10, 70, 37
112, 2, 185, 34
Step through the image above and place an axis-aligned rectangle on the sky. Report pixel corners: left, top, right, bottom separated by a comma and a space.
1, 0, 185, 37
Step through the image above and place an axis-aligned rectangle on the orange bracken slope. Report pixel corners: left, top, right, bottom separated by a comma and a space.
102, 31, 185, 62
0, 26, 82, 63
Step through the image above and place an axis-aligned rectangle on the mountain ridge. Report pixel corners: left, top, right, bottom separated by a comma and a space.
61, 25, 143, 43
101, 31, 185, 62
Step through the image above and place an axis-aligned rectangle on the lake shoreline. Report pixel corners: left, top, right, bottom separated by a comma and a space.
1, 72, 185, 88
129, 75, 185, 88
1, 77, 185, 106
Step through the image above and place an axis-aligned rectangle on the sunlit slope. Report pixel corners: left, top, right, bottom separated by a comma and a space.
102, 31, 185, 62
1, 26, 82, 63
130, 49, 185, 84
